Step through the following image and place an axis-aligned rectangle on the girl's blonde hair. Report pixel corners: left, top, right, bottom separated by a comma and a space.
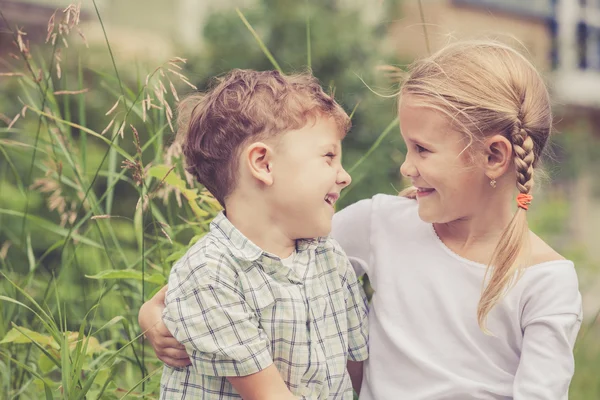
399, 40, 552, 330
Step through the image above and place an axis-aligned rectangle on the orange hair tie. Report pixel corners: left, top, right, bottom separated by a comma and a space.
516, 193, 533, 210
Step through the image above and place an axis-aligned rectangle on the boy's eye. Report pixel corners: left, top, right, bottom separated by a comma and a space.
416, 144, 428, 153
325, 153, 336, 159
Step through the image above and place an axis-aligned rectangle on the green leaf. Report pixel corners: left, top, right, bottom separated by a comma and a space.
0, 326, 55, 346
11, 325, 61, 369
39, 352, 57, 374
147, 164, 187, 191
85, 269, 166, 285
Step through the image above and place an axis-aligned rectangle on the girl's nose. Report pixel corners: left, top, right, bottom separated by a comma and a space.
400, 156, 417, 178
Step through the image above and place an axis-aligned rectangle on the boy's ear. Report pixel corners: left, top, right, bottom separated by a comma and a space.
245, 142, 274, 186
483, 134, 513, 179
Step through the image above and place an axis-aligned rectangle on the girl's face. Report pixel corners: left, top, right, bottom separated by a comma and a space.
398, 95, 489, 224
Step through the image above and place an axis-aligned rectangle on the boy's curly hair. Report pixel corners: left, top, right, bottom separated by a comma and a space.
176, 69, 351, 207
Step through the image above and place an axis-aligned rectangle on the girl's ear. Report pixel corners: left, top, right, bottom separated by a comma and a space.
484, 134, 513, 179
245, 142, 274, 186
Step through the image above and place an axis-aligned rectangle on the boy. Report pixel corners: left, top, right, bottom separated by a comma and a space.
151, 69, 369, 399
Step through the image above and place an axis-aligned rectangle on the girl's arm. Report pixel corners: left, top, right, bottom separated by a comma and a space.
138, 285, 191, 367
513, 265, 582, 399
513, 313, 581, 399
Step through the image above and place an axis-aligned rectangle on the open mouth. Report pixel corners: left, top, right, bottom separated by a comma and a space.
325, 193, 339, 207
416, 187, 435, 196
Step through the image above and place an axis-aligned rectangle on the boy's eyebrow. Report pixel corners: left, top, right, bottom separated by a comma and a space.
320, 142, 341, 151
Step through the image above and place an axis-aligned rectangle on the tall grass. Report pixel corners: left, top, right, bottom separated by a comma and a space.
0, 3, 221, 398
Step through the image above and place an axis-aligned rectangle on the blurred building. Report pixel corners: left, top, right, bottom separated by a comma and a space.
392, 0, 600, 120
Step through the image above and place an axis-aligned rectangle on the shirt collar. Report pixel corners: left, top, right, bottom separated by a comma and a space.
210, 211, 328, 262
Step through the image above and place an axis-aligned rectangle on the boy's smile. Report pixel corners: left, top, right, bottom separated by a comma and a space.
325, 192, 340, 208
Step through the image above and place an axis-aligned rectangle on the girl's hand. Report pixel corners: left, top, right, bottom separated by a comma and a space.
138, 285, 191, 368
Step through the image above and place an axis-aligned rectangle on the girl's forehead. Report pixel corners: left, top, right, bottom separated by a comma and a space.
400, 104, 452, 136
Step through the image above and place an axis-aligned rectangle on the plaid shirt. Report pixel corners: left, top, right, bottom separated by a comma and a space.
160, 212, 369, 400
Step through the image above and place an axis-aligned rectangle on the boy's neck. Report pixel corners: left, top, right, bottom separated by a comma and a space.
224, 196, 296, 259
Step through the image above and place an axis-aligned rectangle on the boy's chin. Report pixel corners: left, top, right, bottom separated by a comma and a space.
297, 222, 332, 240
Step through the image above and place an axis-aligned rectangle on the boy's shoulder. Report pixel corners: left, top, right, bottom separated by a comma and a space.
315, 236, 353, 274
169, 230, 241, 281
319, 236, 346, 256
168, 213, 263, 284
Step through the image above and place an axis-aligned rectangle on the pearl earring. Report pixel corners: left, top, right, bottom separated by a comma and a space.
490, 179, 497, 188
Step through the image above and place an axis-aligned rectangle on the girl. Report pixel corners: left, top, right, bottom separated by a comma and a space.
139, 40, 582, 399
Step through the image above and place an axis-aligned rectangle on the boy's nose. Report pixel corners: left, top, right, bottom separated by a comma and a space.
337, 167, 352, 188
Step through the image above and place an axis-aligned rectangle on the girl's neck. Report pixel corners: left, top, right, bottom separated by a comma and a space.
433, 199, 514, 264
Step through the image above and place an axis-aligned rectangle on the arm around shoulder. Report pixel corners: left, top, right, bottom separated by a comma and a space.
513, 262, 583, 400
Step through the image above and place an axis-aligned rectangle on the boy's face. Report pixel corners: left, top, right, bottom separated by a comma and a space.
269, 116, 351, 239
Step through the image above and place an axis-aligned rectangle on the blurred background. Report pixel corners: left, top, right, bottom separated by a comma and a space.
0, 0, 598, 398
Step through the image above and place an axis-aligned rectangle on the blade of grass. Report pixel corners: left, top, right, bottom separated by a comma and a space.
118, 366, 161, 399
78, 54, 87, 175
306, 0, 311, 69
0, 145, 26, 196
92, 0, 124, 97
105, 127, 119, 215
348, 116, 398, 175
236, 8, 282, 72
417, 0, 431, 55
74, 369, 101, 400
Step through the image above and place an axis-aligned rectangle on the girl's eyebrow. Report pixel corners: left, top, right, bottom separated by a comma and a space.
404, 135, 435, 147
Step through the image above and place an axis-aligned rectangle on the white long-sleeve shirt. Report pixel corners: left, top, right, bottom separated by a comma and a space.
332, 194, 583, 400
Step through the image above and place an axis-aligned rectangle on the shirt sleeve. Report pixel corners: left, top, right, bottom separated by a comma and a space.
162, 254, 273, 377
513, 264, 583, 400
332, 198, 373, 277
334, 244, 369, 362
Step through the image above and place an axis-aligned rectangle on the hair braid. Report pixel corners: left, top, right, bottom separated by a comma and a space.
511, 122, 535, 194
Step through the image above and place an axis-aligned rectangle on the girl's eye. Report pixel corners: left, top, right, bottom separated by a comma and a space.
325, 153, 336, 159
416, 145, 428, 153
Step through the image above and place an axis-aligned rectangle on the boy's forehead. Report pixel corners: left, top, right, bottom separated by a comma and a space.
310, 115, 347, 141
281, 116, 345, 145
